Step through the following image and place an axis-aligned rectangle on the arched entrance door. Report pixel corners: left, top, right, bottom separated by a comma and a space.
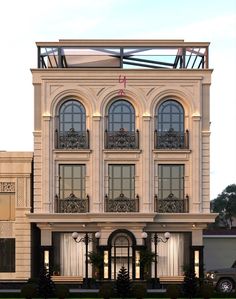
106, 229, 141, 280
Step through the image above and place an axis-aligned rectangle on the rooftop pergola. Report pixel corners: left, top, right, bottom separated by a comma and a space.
36, 39, 209, 69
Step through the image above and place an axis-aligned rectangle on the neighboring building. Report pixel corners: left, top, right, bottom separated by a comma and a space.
204, 228, 236, 271
0, 39, 217, 285
0, 152, 32, 282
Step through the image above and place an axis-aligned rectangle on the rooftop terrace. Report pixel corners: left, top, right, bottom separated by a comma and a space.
37, 39, 209, 69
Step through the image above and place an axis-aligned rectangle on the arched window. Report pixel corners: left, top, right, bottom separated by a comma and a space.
56, 100, 89, 149
105, 99, 139, 149
108, 100, 135, 132
155, 100, 188, 149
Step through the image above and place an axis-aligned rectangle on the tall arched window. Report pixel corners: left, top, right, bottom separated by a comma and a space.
105, 99, 139, 149
155, 100, 188, 149
56, 99, 89, 149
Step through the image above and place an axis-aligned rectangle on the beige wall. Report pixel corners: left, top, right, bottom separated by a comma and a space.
0, 152, 33, 280
30, 59, 215, 249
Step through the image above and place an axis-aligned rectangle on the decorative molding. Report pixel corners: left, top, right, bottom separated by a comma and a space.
0, 182, 15, 193
0, 222, 14, 237
17, 178, 25, 207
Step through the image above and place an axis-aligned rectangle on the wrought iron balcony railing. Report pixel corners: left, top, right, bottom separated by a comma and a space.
105, 193, 139, 212
55, 193, 89, 213
154, 129, 189, 149
155, 193, 189, 213
105, 128, 139, 149
55, 128, 89, 149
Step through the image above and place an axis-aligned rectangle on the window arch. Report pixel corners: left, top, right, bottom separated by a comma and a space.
105, 99, 139, 149
108, 99, 135, 132
56, 99, 89, 149
155, 100, 188, 149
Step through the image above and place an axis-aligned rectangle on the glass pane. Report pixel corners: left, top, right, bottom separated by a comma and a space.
73, 179, 81, 190
113, 166, 121, 178
113, 178, 121, 190
64, 179, 72, 189
162, 178, 170, 189
122, 166, 132, 177
63, 166, 72, 178
163, 114, 170, 122
113, 114, 122, 122
123, 179, 131, 190
64, 114, 72, 122
171, 166, 180, 178
73, 166, 82, 178
64, 105, 72, 113
161, 166, 170, 178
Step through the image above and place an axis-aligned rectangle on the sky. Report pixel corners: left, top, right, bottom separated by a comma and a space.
0, 0, 235, 200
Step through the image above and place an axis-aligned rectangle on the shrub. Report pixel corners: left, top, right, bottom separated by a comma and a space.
132, 283, 147, 299
21, 283, 38, 299
166, 284, 181, 299
55, 285, 70, 299
116, 266, 131, 298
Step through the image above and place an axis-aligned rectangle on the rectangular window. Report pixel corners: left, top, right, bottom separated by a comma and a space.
0, 238, 15, 272
158, 165, 184, 199
59, 165, 85, 199
108, 165, 135, 199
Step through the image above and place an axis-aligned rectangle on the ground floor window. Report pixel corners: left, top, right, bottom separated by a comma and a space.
53, 233, 92, 277
0, 238, 15, 272
151, 232, 190, 277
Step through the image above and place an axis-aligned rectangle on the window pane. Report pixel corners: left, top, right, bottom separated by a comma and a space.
59, 100, 86, 134
0, 238, 15, 272
113, 178, 121, 190
113, 166, 121, 178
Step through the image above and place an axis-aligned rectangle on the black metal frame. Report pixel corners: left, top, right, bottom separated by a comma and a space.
37, 45, 208, 69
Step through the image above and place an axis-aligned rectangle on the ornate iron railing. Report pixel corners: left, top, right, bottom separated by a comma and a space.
105, 128, 139, 149
55, 193, 89, 213
55, 128, 89, 149
155, 193, 189, 213
105, 193, 139, 212
154, 129, 189, 149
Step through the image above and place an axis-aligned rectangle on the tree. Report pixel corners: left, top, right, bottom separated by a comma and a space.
211, 184, 236, 229
116, 266, 131, 298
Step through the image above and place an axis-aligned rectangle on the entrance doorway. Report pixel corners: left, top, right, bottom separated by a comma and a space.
104, 229, 143, 280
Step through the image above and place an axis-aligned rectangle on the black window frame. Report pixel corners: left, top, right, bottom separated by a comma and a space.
158, 164, 184, 199
59, 164, 86, 199
108, 164, 135, 199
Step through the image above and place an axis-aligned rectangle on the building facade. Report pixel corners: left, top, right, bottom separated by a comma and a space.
0, 39, 217, 285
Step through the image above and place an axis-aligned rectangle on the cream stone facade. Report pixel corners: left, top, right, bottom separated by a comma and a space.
0, 39, 217, 285
0, 152, 32, 281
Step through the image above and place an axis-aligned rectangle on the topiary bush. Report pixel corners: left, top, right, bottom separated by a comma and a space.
116, 266, 131, 298
21, 283, 38, 299
166, 284, 181, 299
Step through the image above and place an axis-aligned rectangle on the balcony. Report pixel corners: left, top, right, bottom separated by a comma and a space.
55, 128, 89, 149
55, 193, 89, 213
105, 193, 139, 212
155, 193, 189, 213
104, 129, 139, 149
154, 129, 189, 149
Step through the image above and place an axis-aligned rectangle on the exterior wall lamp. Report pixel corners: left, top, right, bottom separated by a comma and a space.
72, 231, 101, 287
142, 231, 171, 280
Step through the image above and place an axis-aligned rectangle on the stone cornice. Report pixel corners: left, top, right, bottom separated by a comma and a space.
26, 212, 156, 223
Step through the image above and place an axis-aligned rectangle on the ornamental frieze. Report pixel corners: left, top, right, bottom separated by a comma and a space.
0, 182, 15, 192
